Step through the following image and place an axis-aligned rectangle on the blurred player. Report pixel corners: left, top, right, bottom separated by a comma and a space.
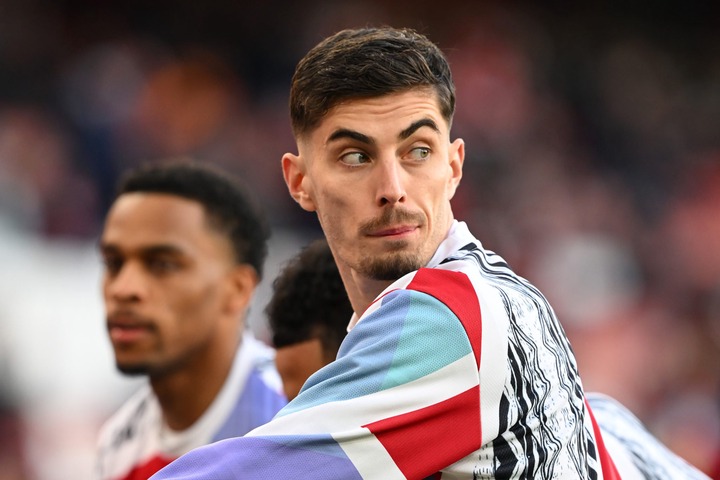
266, 238, 352, 400
95, 161, 286, 480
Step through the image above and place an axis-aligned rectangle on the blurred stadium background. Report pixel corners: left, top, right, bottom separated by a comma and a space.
0, 0, 718, 478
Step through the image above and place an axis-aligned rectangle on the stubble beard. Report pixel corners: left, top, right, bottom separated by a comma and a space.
116, 359, 177, 378
116, 360, 151, 376
357, 248, 424, 281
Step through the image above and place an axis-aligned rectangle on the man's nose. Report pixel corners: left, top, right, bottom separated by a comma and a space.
106, 262, 147, 302
375, 159, 407, 207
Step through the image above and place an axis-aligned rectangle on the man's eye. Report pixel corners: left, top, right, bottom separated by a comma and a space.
340, 151, 369, 166
408, 147, 431, 161
103, 257, 123, 275
148, 258, 180, 274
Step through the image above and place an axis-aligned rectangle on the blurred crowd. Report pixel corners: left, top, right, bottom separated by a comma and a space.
0, 0, 718, 478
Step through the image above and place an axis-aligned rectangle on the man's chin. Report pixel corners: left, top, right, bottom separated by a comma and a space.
116, 363, 150, 376
361, 252, 423, 281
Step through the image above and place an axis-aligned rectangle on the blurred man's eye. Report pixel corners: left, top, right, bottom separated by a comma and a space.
102, 256, 123, 276
147, 257, 181, 274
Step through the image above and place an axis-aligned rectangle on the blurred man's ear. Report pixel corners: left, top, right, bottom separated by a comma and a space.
225, 264, 258, 316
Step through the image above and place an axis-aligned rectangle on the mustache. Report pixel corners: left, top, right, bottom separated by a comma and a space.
359, 208, 424, 235
107, 310, 153, 328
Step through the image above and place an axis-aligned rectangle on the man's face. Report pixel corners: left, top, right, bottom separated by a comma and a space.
100, 193, 240, 377
284, 89, 464, 281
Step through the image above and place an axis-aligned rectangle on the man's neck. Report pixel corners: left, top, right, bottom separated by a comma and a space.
150, 338, 238, 431
335, 262, 394, 317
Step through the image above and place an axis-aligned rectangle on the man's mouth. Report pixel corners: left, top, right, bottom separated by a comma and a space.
367, 225, 418, 237
109, 324, 151, 343
361, 207, 424, 238
107, 312, 153, 343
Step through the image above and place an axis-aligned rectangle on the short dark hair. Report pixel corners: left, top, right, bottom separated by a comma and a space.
266, 239, 352, 358
116, 159, 270, 279
289, 26, 455, 137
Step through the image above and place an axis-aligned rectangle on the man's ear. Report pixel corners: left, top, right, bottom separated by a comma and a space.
282, 152, 316, 212
447, 138, 465, 200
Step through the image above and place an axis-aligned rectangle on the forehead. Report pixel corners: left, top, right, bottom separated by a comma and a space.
102, 193, 215, 248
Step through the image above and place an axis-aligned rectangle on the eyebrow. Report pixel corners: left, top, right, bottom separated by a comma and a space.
327, 128, 374, 145
99, 243, 185, 257
326, 118, 440, 145
399, 118, 440, 140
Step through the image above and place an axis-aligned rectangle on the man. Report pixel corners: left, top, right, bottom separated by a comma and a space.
95, 161, 287, 480
152, 27, 708, 479
266, 238, 352, 400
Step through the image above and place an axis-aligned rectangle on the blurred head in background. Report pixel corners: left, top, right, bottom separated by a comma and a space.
266, 238, 352, 399
99, 159, 269, 378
